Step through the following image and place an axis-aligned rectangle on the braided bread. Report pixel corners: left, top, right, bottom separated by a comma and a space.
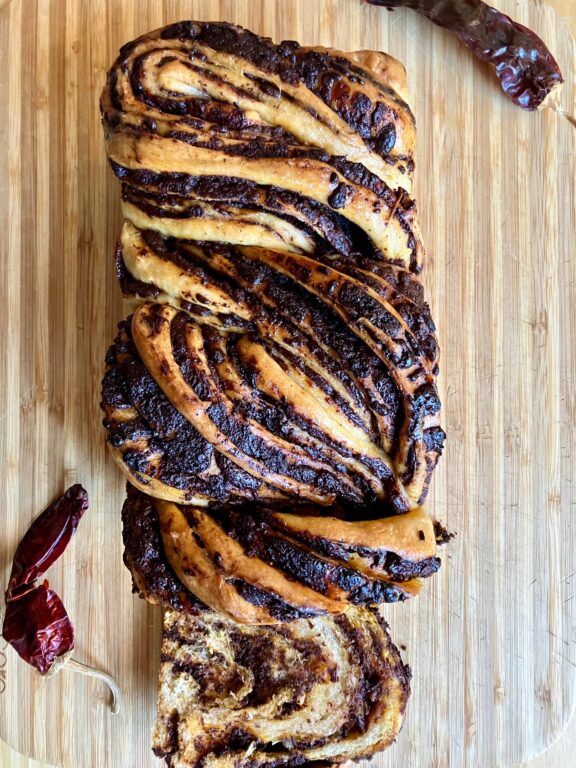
100, 20, 446, 765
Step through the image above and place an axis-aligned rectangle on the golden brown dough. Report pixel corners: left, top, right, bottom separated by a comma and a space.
101, 21, 444, 524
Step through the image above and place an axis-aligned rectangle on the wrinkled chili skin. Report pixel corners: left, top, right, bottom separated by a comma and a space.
6, 484, 88, 601
367, 0, 563, 110
2, 582, 74, 674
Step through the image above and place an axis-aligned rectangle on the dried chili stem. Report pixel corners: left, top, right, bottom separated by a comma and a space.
64, 657, 122, 714
551, 105, 576, 130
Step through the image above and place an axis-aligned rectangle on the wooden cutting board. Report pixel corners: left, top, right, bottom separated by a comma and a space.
0, 1, 574, 767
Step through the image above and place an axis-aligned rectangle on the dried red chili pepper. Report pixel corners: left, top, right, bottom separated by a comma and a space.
2, 484, 87, 673
2, 582, 74, 674
2, 485, 121, 711
367, 0, 563, 110
6, 484, 88, 601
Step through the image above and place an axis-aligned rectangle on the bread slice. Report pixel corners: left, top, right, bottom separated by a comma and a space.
153, 607, 410, 768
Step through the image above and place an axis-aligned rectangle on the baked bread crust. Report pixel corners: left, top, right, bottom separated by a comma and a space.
100, 20, 445, 616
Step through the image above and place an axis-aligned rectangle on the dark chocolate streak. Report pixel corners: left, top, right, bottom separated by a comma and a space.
105, 313, 385, 506
121, 484, 435, 616
228, 581, 318, 622
103, 320, 282, 502
120, 180, 375, 261
253, 507, 441, 580
121, 484, 205, 613
135, 235, 405, 418
121, 485, 314, 622
227, 628, 331, 708
114, 161, 411, 263
208, 505, 434, 593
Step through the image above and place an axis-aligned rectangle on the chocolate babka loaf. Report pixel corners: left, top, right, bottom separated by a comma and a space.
100, 19, 446, 766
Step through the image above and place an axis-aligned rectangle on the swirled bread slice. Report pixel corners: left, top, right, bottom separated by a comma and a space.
153, 606, 410, 767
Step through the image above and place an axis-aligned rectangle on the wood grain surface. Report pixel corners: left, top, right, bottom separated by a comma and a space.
0, 1, 574, 767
